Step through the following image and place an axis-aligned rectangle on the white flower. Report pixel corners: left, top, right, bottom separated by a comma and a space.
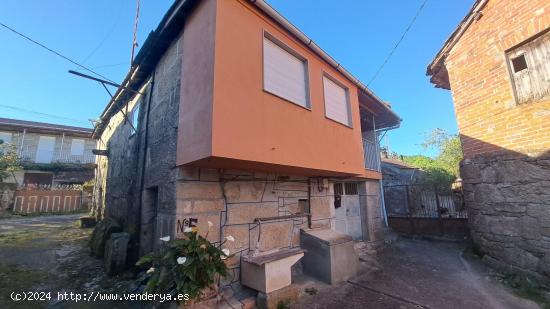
177, 257, 187, 265
221, 255, 227, 260
146, 267, 155, 274
184, 227, 192, 233
222, 248, 230, 256
208, 221, 214, 228
159, 236, 170, 242
225, 235, 235, 242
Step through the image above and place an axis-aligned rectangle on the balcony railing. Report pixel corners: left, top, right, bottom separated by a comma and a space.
19, 149, 95, 164
363, 138, 381, 172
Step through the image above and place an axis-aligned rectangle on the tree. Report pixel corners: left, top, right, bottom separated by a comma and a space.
402, 129, 463, 184
421, 128, 463, 176
0, 139, 21, 183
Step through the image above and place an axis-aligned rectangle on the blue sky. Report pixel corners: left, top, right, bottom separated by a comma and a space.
0, 0, 473, 156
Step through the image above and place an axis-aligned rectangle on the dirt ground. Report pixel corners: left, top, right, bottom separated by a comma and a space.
0, 214, 138, 309
0, 215, 543, 309
293, 238, 540, 309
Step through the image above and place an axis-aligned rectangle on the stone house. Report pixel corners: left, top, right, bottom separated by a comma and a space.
92, 0, 401, 285
427, 0, 550, 275
0, 117, 95, 186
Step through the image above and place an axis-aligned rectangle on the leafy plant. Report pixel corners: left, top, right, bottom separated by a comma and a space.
401, 128, 463, 184
498, 271, 550, 308
0, 140, 21, 183
136, 225, 233, 302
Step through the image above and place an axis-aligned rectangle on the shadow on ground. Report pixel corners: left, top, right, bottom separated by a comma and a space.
293, 238, 539, 309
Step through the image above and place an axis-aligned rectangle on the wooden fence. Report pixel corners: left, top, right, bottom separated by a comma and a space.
13, 189, 86, 214
384, 183, 469, 239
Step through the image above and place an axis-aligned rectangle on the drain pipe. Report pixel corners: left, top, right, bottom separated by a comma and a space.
379, 179, 388, 227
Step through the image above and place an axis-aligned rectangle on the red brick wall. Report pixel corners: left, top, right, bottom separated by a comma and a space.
445, 0, 550, 158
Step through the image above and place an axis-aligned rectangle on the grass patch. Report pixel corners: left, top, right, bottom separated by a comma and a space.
0, 263, 50, 308
0, 230, 37, 245
498, 272, 550, 308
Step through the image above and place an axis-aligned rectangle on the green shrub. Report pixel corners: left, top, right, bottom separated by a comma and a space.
136, 227, 233, 302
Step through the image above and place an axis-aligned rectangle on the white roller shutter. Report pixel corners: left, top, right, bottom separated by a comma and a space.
263, 36, 308, 107
70, 139, 85, 155
323, 76, 351, 126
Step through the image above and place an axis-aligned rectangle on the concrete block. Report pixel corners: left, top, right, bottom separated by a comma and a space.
104, 232, 129, 276
300, 228, 359, 284
241, 248, 304, 293
256, 284, 300, 309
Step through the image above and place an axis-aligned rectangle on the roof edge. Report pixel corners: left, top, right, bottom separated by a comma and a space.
250, 0, 401, 124
426, 0, 488, 89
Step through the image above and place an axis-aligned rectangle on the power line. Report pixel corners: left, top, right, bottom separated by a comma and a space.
0, 104, 91, 126
0, 21, 115, 83
367, 0, 429, 87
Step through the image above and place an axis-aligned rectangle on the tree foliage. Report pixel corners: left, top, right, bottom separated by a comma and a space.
0, 139, 22, 183
402, 129, 463, 184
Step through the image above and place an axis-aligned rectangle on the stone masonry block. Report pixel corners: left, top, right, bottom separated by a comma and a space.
227, 202, 279, 225
310, 196, 333, 220
176, 181, 222, 199
177, 166, 199, 180
222, 224, 250, 252
250, 221, 294, 252
199, 168, 220, 181
224, 181, 266, 203
176, 198, 224, 215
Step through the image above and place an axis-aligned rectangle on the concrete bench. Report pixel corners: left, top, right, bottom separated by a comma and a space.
241, 248, 305, 293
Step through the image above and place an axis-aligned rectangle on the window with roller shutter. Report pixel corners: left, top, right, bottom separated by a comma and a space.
263, 34, 310, 108
323, 75, 352, 126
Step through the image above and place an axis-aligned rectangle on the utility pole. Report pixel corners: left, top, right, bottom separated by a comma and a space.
130, 0, 140, 66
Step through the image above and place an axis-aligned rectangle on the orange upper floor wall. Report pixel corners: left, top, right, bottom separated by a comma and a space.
437, 0, 550, 158
177, 0, 382, 178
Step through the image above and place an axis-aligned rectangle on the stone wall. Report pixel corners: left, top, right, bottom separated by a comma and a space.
163, 168, 336, 282
0, 183, 16, 217
462, 153, 550, 276
93, 31, 184, 258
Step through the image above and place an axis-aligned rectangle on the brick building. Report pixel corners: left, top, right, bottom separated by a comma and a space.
428, 0, 550, 275
91, 0, 401, 288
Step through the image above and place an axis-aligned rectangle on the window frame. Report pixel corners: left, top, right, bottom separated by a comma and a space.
262, 30, 311, 110
322, 72, 353, 128
505, 28, 550, 106
130, 102, 141, 137
70, 138, 85, 156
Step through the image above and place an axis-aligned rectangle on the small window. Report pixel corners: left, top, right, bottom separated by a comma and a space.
334, 182, 358, 195
323, 75, 351, 126
131, 104, 140, 132
506, 30, 550, 104
344, 182, 358, 195
70, 139, 85, 156
511, 54, 528, 73
263, 33, 309, 108
334, 183, 344, 195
